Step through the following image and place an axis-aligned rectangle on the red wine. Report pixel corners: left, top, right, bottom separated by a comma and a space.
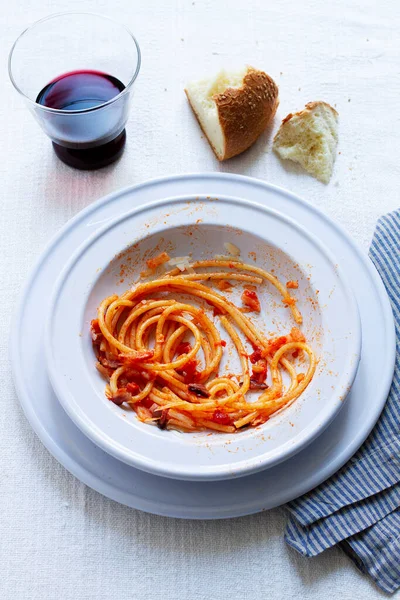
36, 70, 127, 170
37, 70, 125, 111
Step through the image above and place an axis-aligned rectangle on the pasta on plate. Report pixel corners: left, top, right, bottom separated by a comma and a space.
91, 256, 316, 433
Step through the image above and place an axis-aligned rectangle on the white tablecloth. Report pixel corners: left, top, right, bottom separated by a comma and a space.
2, 0, 399, 598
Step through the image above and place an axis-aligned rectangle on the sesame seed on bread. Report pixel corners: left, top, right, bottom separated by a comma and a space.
185, 67, 279, 161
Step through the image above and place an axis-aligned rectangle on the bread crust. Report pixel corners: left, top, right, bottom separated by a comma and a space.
279, 101, 338, 127
215, 68, 279, 160
185, 67, 279, 161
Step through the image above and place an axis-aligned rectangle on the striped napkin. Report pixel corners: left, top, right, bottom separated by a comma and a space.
285, 210, 400, 594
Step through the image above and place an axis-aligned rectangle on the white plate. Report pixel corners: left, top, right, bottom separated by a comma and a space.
46, 195, 361, 480
10, 175, 395, 517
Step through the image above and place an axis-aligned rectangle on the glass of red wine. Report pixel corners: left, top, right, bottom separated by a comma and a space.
8, 12, 141, 170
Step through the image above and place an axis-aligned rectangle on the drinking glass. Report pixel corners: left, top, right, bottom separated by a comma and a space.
8, 12, 141, 169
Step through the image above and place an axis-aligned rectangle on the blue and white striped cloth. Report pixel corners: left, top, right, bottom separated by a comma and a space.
285, 210, 400, 594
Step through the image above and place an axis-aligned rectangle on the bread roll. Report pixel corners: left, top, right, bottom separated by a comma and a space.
273, 101, 339, 183
185, 67, 279, 161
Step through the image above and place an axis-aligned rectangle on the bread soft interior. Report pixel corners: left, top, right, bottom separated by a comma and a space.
185, 67, 247, 159
273, 102, 338, 183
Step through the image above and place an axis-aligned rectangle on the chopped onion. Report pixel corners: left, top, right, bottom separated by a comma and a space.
167, 255, 192, 266
167, 255, 193, 272
224, 242, 241, 257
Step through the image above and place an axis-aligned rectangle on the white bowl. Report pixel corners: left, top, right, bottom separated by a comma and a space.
45, 195, 361, 480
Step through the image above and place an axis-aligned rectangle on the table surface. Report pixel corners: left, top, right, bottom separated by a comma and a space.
2, 0, 399, 598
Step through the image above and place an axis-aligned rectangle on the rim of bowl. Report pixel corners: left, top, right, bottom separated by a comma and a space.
8, 11, 141, 115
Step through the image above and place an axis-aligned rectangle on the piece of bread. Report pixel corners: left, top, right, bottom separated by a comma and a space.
185, 67, 279, 161
273, 101, 339, 183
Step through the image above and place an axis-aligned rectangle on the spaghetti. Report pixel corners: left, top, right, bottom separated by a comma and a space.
91, 258, 316, 433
